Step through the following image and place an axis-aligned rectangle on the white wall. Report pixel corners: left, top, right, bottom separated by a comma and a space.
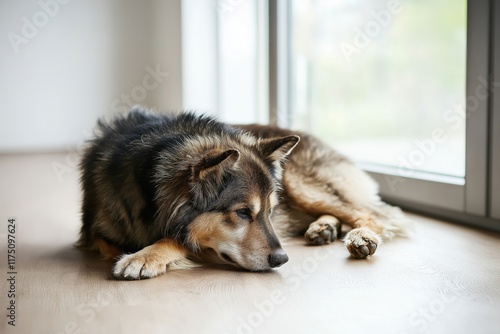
0, 0, 183, 152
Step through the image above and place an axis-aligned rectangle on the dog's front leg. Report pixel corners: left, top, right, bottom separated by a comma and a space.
113, 238, 195, 280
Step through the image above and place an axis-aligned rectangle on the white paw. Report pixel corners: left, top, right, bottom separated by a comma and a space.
113, 252, 167, 280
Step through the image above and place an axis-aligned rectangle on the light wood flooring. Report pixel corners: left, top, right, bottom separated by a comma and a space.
1, 153, 499, 334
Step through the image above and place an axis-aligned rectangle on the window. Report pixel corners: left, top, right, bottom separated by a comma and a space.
182, 0, 269, 124
272, 0, 500, 230
291, 0, 466, 178
182, 0, 499, 230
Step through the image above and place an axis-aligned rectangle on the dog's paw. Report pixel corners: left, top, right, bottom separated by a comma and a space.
305, 218, 339, 245
344, 227, 381, 259
113, 251, 167, 280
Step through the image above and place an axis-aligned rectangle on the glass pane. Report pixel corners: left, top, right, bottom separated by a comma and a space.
291, 0, 467, 178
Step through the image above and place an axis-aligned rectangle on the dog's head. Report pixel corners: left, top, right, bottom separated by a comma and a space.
185, 134, 300, 271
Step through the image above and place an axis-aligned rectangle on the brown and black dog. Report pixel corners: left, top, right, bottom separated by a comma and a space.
78, 108, 409, 279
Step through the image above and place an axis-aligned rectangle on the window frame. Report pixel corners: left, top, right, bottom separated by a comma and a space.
271, 0, 500, 231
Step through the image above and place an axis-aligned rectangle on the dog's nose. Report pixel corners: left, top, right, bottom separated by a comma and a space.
268, 249, 289, 268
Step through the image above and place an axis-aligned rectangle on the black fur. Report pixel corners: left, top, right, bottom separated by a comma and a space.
78, 107, 296, 254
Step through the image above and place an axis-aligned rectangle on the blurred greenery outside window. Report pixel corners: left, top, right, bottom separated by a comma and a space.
290, 0, 467, 178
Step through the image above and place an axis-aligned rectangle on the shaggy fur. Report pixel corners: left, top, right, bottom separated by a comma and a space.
78, 107, 409, 280
238, 124, 411, 256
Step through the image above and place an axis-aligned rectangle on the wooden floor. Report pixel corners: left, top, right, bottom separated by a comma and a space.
1, 153, 500, 334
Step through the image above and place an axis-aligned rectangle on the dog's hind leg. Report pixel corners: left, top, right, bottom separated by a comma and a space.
113, 238, 196, 280
304, 215, 341, 245
283, 164, 406, 258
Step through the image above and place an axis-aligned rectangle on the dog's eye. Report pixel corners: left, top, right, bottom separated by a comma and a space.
236, 208, 253, 221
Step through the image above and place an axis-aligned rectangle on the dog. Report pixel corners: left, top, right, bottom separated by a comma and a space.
78, 107, 409, 279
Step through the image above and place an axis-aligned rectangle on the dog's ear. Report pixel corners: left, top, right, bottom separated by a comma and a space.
259, 135, 300, 162
190, 149, 240, 209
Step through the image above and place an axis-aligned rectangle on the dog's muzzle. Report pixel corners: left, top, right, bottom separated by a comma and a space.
268, 249, 289, 268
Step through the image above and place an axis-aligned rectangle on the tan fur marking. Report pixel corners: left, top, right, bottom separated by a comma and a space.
113, 238, 192, 279
251, 196, 261, 215
284, 172, 384, 232
269, 191, 278, 209
188, 213, 225, 251
350, 215, 385, 234
284, 174, 351, 220
92, 238, 122, 260
187, 210, 275, 271
241, 223, 270, 250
